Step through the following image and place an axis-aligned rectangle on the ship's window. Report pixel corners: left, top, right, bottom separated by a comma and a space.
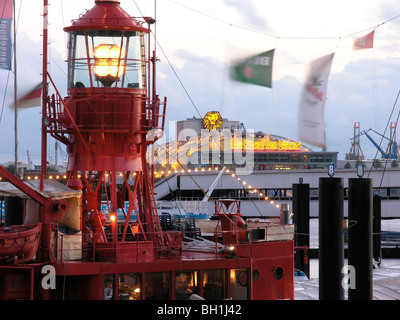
230, 269, 249, 300
273, 266, 284, 281
203, 269, 227, 300
145, 272, 171, 300
175, 271, 199, 300
118, 273, 142, 300
103, 274, 115, 300
252, 270, 259, 282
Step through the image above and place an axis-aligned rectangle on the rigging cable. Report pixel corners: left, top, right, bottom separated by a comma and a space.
132, 0, 202, 118
168, 0, 400, 41
366, 89, 400, 188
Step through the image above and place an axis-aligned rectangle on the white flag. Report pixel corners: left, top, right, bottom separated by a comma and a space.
298, 53, 334, 149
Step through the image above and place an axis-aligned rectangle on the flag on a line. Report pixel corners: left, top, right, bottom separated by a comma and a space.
353, 30, 375, 50
0, 0, 13, 70
298, 53, 334, 149
230, 49, 275, 88
16, 83, 43, 109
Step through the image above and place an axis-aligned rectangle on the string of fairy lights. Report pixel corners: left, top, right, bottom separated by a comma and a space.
157, 165, 285, 211
0, 167, 283, 211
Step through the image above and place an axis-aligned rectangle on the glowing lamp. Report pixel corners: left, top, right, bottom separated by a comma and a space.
93, 44, 125, 87
64, 0, 150, 90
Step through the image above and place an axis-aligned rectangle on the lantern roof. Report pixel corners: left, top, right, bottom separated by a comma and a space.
64, 1, 148, 32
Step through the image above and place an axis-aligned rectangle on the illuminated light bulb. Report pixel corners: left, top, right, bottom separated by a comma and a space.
265, 197, 269, 200
34, 176, 38, 180
231, 173, 235, 177
270, 200, 274, 204
242, 181, 246, 185
49, 175, 53, 180
93, 44, 125, 81
110, 214, 116, 222
276, 204, 280, 208
27, 176, 31, 180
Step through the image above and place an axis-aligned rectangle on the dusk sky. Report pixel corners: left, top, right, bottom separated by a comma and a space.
1, 0, 400, 164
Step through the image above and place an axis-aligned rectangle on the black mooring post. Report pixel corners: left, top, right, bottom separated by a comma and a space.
373, 195, 381, 266
348, 178, 373, 300
293, 182, 310, 278
319, 177, 344, 300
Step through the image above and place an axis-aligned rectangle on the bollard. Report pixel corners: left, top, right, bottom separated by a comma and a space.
348, 178, 373, 300
319, 177, 344, 300
280, 203, 290, 225
293, 182, 310, 278
373, 195, 381, 267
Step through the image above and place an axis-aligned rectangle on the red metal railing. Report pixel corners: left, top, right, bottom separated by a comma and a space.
54, 224, 294, 264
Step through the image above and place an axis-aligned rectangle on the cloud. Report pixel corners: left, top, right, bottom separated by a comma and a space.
223, 0, 270, 31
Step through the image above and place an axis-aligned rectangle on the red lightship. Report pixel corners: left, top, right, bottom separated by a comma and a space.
0, 0, 294, 300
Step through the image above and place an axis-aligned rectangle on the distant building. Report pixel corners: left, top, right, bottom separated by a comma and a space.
150, 115, 337, 179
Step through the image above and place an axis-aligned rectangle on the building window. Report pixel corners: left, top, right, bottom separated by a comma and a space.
118, 273, 142, 300
175, 271, 199, 300
203, 269, 227, 300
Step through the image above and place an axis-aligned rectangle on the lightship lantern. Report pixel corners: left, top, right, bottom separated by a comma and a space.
56, 0, 166, 247
65, 0, 149, 90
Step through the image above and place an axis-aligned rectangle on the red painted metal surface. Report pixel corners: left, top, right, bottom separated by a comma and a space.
64, 1, 148, 32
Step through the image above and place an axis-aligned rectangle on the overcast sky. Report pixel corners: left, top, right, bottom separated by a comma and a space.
1, 0, 400, 164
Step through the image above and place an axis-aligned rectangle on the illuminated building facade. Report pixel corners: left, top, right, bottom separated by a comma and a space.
151, 116, 337, 179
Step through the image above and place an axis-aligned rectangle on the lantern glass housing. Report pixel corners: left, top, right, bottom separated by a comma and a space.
68, 30, 146, 88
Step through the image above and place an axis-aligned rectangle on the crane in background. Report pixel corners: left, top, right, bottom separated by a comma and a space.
347, 122, 398, 160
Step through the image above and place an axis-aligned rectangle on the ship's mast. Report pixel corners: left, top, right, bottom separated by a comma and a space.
40, 0, 48, 191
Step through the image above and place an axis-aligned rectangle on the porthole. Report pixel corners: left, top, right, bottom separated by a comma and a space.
273, 266, 284, 280
252, 270, 259, 283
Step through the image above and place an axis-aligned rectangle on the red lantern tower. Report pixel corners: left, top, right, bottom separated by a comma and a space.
56, 0, 166, 250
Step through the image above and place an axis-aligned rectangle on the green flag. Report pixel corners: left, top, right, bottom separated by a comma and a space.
230, 49, 275, 88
